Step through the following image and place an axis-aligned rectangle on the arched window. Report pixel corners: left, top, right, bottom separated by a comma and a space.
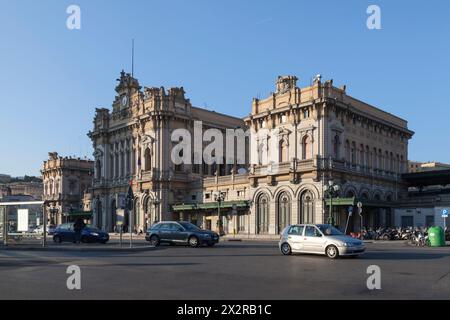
346, 190, 355, 198
111, 199, 116, 231
378, 149, 383, 170
373, 148, 377, 169
145, 197, 155, 225
279, 139, 289, 163
144, 147, 151, 171
120, 152, 125, 177
345, 140, 351, 162
385, 151, 389, 172
390, 152, 394, 172
302, 135, 311, 160
351, 142, 356, 164
110, 154, 114, 178
126, 150, 130, 175
95, 160, 102, 179
333, 135, 340, 159
365, 146, 370, 168
256, 194, 269, 234
299, 190, 314, 224
277, 192, 291, 233
114, 153, 119, 177
359, 144, 364, 166
133, 198, 140, 232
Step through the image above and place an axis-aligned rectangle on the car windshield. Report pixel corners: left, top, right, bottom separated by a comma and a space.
317, 224, 343, 236
179, 222, 200, 231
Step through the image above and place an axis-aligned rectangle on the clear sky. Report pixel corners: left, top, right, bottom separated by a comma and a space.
1, 0, 449, 176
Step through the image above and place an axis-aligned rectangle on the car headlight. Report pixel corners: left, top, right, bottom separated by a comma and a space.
342, 242, 354, 247
91, 232, 99, 236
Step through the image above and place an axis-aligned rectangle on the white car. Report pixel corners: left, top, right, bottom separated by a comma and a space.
279, 224, 366, 259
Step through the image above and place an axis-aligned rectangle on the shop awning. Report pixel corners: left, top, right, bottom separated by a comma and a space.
324, 197, 396, 208
62, 211, 93, 217
172, 201, 250, 212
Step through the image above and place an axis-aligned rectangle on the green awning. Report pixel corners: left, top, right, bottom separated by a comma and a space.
172, 201, 250, 212
325, 197, 396, 208
325, 197, 355, 206
63, 211, 93, 217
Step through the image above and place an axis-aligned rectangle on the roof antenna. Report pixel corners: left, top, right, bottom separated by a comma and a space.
131, 38, 135, 77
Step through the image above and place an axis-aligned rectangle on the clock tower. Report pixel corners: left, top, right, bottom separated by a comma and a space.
113, 70, 141, 111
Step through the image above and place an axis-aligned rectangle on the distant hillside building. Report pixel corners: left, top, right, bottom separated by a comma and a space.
0, 174, 11, 184
408, 161, 450, 173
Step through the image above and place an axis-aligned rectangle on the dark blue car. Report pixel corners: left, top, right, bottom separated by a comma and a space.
145, 221, 219, 247
53, 223, 109, 244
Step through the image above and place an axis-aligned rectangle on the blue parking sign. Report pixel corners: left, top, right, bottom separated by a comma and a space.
442, 209, 449, 218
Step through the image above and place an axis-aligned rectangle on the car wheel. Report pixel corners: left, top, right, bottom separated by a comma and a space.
149, 235, 160, 247
188, 236, 199, 248
281, 243, 292, 255
53, 235, 62, 244
326, 245, 339, 259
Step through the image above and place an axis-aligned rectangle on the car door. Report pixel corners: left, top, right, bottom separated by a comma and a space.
158, 223, 173, 241
287, 225, 305, 251
171, 223, 188, 242
303, 226, 326, 253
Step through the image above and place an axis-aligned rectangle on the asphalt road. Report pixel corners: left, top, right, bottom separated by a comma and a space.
0, 241, 449, 300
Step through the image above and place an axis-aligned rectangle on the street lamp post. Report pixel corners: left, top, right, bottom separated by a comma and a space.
325, 180, 340, 226
214, 192, 225, 235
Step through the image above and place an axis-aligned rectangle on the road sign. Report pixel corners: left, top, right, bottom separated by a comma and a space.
348, 206, 353, 216
442, 209, 449, 218
116, 209, 125, 226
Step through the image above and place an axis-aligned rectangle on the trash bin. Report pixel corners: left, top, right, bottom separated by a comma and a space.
427, 226, 445, 247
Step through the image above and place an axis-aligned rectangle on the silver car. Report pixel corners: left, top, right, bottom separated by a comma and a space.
279, 224, 365, 259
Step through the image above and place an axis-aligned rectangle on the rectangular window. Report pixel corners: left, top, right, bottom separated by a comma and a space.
425, 215, 434, 227
401, 216, 414, 228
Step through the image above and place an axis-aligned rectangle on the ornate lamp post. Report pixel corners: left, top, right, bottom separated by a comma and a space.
214, 192, 226, 235
325, 180, 340, 226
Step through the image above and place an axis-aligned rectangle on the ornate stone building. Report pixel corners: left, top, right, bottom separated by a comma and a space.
89, 73, 414, 235
41, 152, 94, 225
175, 75, 414, 235
243, 75, 413, 234
88, 71, 244, 232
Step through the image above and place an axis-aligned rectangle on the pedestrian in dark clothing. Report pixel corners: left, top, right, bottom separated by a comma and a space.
73, 218, 86, 244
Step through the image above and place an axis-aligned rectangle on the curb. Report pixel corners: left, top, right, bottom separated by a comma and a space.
0, 245, 157, 252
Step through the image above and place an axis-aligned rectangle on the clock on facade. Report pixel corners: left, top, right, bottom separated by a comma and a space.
121, 95, 128, 108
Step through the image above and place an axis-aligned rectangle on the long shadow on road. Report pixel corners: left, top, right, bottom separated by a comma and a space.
358, 251, 449, 260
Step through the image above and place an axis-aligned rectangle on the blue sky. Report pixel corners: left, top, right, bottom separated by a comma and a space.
1, 0, 449, 176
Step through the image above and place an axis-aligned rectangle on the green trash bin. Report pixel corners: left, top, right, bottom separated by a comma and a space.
427, 226, 445, 247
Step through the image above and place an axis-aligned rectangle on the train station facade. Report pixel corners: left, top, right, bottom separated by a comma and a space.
89, 72, 416, 235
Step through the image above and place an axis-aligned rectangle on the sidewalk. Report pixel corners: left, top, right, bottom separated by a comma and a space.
0, 238, 156, 252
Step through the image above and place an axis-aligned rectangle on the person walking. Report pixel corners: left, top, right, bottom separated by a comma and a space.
73, 218, 86, 244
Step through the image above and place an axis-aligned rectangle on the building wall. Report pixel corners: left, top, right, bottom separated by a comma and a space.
89, 71, 245, 232
394, 207, 448, 228
41, 152, 93, 225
